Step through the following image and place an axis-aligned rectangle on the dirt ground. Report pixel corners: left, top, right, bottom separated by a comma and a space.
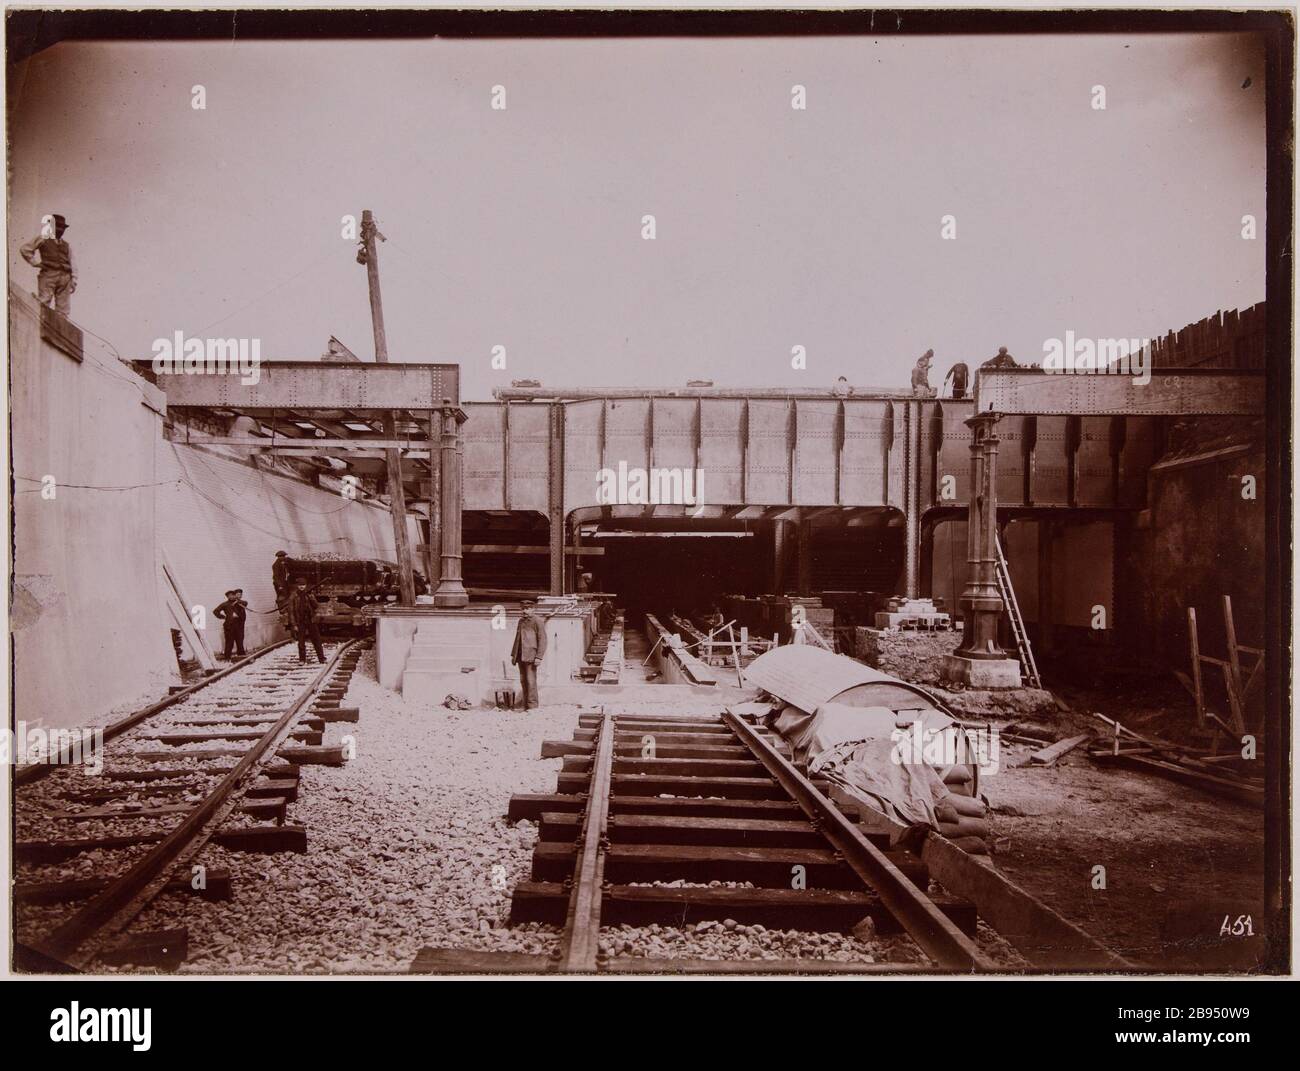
950, 671, 1268, 973
986, 743, 1264, 970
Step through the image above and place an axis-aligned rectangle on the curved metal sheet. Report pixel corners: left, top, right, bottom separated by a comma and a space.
742, 644, 950, 714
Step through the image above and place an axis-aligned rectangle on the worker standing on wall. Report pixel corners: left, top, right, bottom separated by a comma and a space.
287, 577, 325, 664
19, 213, 76, 315
981, 346, 1019, 371
213, 588, 248, 660
910, 349, 936, 397
511, 599, 547, 711
944, 361, 970, 400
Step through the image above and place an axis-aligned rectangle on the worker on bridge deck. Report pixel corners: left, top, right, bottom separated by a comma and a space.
944, 361, 970, 400
20, 213, 76, 316
981, 346, 1019, 371
910, 349, 936, 397
287, 577, 325, 664
511, 600, 547, 710
213, 588, 248, 660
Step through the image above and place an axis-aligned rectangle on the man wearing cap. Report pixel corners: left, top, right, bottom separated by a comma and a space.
981, 346, 1019, 371
287, 577, 325, 664
20, 214, 76, 315
213, 589, 248, 660
510, 600, 547, 710
271, 550, 291, 602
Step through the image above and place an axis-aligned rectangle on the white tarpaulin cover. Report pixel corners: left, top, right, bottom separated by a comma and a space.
743, 644, 950, 715
746, 646, 965, 828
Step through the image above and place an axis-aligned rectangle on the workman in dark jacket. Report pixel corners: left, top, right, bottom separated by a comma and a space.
287, 578, 325, 664
272, 550, 291, 601
510, 600, 548, 710
213, 589, 248, 660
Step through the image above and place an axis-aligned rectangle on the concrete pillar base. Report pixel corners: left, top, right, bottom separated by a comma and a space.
432, 583, 468, 608
940, 654, 1022, 690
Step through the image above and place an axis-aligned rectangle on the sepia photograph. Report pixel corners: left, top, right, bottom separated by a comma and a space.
2, 1, 1294, 1042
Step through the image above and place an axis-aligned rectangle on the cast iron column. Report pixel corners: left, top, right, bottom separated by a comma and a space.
433, 399, 468, 607
954, 411, 1008, 659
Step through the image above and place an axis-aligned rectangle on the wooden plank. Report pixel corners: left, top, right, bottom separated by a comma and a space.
510, 880, 975, 936
1187, 607, 1206, 727
1222, 594, 1247, 732
15, 869, 234, 905
313, 706, 360, 722
98, 929, 188, 969
1029, 732, 1092, 766
46, 797, 287, 822
557, 772, 785, 800
602, 956, 934, 975
531, 840, 927, 889
920, 834, 1130, 969
562, 755, 765, 778
147, 729, 320, 746
510, 792, 806, 824
409, 945, 937, 974
1219, 661, 1247, 737
169, 715, 325, 730
580, 712, 726, 728
543, 739, 749, 761
102, 764, 298, 781
410, 948, 551, 974
1090, 752, 1264, 808
539, 810, 867, 850
213, 824, 309, 853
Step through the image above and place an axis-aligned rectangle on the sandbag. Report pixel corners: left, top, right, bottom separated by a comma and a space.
945, 792, 988, 818
941, 764, 972, 785
936, 815, 992, 840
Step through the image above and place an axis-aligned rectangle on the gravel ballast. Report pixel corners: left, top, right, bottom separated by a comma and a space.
101, 650, 1024, 973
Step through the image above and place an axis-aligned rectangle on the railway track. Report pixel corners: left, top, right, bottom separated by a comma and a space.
13, 638, 368, 972
416, 708, 993, 974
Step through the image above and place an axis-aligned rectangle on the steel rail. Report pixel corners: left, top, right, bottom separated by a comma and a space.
13, 640, 293, 787
556, 709, 614, 972
721, 710, 992, 971
32, 639, 361, 969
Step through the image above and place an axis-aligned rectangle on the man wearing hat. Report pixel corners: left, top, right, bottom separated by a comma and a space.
510, 600, 548, 710
271, 550, 291, 601
287, 577, 325, 664
20, 214, 76, 315
213, 589, 249, 660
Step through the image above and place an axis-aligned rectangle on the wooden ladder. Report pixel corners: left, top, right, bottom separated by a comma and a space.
994, 532, 1041, 688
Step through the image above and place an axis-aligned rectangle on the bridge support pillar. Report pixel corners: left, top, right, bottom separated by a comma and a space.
771, 520, 793, 594
1037, 517, 1055, 656
433, 401, 468, 608
942, 411, 1021, 689
796, 521, 812, 596
548, 404, 565, 595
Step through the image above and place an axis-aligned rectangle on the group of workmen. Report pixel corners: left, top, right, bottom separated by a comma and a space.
212, 551, 325, 666
908, 346, 1020, 400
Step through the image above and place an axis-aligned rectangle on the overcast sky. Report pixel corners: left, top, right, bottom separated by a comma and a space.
7, 32, 1266, 399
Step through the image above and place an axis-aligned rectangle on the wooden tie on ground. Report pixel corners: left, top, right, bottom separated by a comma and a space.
415, 710, 993, 974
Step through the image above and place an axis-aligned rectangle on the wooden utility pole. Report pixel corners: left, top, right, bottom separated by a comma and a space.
360, 209, 417, 606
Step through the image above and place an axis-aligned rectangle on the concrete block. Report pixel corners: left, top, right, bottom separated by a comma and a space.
940, 655, 1022, 690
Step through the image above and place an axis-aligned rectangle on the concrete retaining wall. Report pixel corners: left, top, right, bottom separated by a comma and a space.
9, 287, 176, 728
9, 285, 423, 728
156, 444, 419, 654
